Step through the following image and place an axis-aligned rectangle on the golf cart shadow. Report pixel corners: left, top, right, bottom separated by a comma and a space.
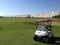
37, 36, 60, 44
53, 37, 60, 44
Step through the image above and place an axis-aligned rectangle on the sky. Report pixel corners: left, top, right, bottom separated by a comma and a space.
0, 0, 60, 16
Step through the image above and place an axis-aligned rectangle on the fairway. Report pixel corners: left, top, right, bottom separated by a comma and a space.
0, 18, 60, 45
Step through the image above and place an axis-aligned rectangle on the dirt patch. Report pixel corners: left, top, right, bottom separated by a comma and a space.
52, 22, 60, 26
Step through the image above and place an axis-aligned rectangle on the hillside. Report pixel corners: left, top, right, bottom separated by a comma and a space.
0, 18, 60, 45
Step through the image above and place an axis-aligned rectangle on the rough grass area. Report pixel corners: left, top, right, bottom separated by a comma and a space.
0, 18, 60, 45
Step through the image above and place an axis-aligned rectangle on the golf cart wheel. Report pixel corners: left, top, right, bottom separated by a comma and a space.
43, 38, 49, 43
33, 35, 37, 41
46, 37, 55, 43
43, 36, 50, 43
49, 37, 55, 43
33, 35, 39, 41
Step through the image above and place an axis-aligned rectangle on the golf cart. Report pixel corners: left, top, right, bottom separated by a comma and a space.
33, 20, 55, 43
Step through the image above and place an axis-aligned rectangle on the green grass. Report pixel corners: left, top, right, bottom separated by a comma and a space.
0, 18, 60, 45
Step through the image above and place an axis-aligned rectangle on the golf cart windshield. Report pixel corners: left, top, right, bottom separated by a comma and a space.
36, 20, 52, 31
37, 26, 47, 31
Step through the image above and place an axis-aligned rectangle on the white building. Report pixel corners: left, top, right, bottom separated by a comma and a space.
15, 14, 31, 18
34, 11, 60, 18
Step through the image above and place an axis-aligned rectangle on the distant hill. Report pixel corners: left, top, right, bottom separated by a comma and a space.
0, 16, 4, 18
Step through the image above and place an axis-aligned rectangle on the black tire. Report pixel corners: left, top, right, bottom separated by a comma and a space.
46, 37, 55, 43
49, 37, 55, 43
46, 38, 49, 43
33, 35, 38, 41
33, 35, 41, 41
